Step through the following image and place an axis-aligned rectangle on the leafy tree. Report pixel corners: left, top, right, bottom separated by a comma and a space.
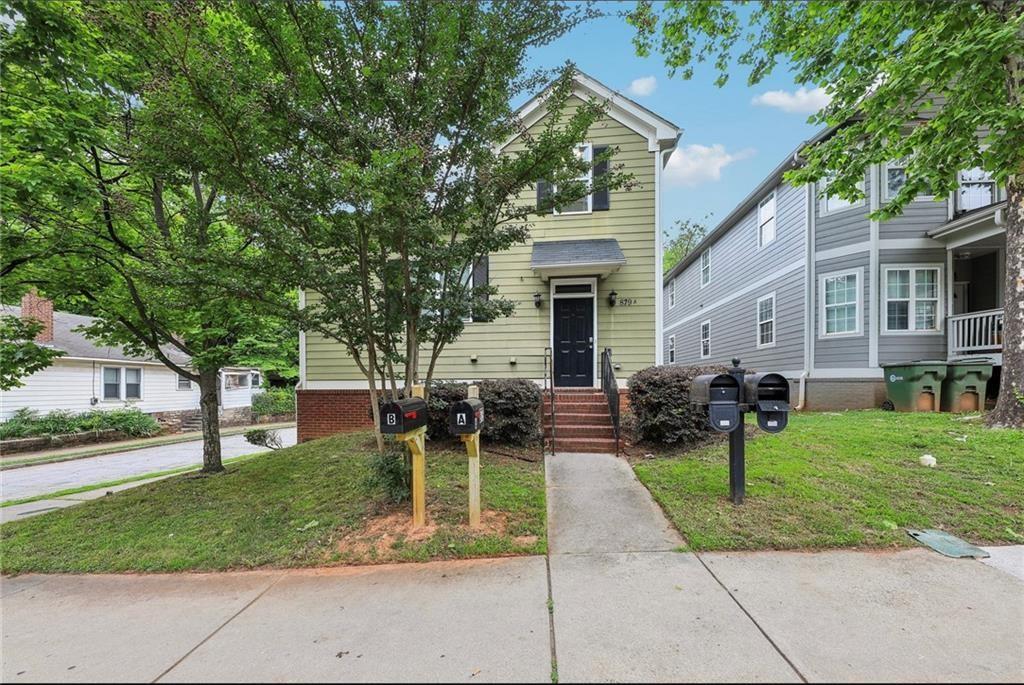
0, 315, 65, 391
664, 215, 710, 274
123, 0, 627, 442
633, 0, 1024, 427
1, 1, 291, 470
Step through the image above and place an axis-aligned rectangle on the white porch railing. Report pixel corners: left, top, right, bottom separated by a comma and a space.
949, 309, 1004, 356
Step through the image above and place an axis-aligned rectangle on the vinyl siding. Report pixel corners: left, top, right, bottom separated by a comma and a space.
304, 96, 659, 384
879, 197, 950, 240
663, 181, 807, 371
877, 248, 948, 363
814, 253, 870, 368
814, 171, 871, 251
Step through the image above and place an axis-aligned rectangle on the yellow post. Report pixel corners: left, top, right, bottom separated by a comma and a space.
461, 431, 481, 528
409, 384, 427, 528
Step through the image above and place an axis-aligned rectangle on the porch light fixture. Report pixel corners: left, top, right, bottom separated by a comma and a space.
533, 292, 542, 308
608, 290, 618, 307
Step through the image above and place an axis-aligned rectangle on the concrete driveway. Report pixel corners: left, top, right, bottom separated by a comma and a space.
0, 428, 297, 503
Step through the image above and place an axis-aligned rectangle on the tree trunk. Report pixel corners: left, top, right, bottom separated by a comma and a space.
198, 368, 225, 472
987, 174, 1024, 427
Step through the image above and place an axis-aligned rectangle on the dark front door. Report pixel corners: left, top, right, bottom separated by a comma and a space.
553, 297, 594, 387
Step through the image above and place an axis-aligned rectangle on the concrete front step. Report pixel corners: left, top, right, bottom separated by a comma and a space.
550, 436, 619, 453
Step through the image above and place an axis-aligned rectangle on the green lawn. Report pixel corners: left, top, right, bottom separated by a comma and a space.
633, 411, 1024, 551
0, 433, 546, 574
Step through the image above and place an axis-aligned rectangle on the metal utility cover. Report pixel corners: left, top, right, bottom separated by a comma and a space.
907, 529, 990, 558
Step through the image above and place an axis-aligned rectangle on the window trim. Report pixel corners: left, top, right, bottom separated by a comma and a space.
956, 165, 997, 213
757, 190, 777, 249
668, 279, 676, 309
756, 292, 777, 349
668, 335, 676, 363
881, 264, 944, 335
700, 249, 710, 288
883, 158, 935, 201
101, 365, 144, 402
818, 268, 864, 339
818, 172, 866, 217
553, 143, 593, 216
700, 319, 711, 359
177, 375, 192, 392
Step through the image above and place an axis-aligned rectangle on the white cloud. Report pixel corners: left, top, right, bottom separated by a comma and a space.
751, 86, 832, 114
664, 144, 756, 187
627, 76, 657, 97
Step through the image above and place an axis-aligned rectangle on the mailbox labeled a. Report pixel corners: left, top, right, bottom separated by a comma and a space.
690, 373, 741, 433
380, 397, 428, 435
744, 372, 791, 433
449, 398, 485, 435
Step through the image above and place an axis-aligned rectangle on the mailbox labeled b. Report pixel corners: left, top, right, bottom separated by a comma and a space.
379, 397, 428, 435
449, 398, 484, 435
690, 373, 742, 433
743, 372, 791, 433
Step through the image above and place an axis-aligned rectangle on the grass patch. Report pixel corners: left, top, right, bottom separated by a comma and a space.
633, 411, 1023, 551
0, 432, 546, 574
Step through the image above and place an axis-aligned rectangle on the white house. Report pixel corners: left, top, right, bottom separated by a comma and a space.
1, 293, 262, 427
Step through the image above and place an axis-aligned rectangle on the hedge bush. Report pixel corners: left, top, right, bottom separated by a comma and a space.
0, 407, 161, 441
424, 378, 542, 446
627, 364, 728, 447
251, 387, 295, 417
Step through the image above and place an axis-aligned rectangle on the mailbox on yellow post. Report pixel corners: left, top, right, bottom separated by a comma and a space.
449, 387, 485, 528
380, 388, 428, 528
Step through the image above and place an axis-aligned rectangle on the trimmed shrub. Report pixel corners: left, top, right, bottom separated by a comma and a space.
0, 407, 161, 441
251, 388, 295, 417
425, 381, 467, 440
627, 364, 728, 447
478, 378, 542, 446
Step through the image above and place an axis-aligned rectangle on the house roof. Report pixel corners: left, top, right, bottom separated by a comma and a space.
927, 200, 1006, 241
2, 305, 192, 367
530, 238, 626, 281
502, 70, 682, 154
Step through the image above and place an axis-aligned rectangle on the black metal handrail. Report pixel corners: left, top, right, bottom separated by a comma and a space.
544, 346, 555, 456
601, 347, 621, 456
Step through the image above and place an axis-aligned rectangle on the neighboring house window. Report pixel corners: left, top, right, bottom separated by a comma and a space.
885, 157, 933, 200
700, 320, 711, 359
251, 372, 261, 388
818, 171, 865, 214
821, 271, 861, 336
177, 375, 192, 391
957, 166, 995, 212
700, 250, 710, 288
668, 335, 676, 363
883, 266, 942, 333
554, 144, 592, 215
103, 366, 143, 400
758, 191, 776, 248
757, 293, 776, 347
224, 372, 250, 390
668, 280, 676, 308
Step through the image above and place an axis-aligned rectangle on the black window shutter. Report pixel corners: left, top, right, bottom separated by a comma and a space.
592, 145, 610, 211
472, 256, 489, 322
536, 180, 553, 214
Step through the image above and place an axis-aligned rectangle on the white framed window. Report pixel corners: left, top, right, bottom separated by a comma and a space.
757, 191, 776, 248
224, 372, 250, 390
700, 250, 710, 288
885, 158, 934, 200
819, 269, 862, 337
818, 171, 865, 215
177, 375, 192, 391
554, 143, 593, 215
883, 265, 942, 333
102, 366, 143, 401
757, 293, 776, 348
668, 280, 676, 308
700, 320, 711, 359
957, 166, 995, 212
668, 335, 676, 363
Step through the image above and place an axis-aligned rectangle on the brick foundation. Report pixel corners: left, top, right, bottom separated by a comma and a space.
297, 389, 373, 442
804, 378, 886, 410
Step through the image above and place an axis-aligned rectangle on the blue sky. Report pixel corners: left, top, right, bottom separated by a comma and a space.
525, 6, 828, 239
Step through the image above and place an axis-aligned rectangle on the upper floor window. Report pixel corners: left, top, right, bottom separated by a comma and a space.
668, 280, 676, 308
758, 191, 776, 248
883, 266, 941, 333
957, 166, 995, 212
818, 171, 865, 215
820, 270, 861, 337
700, 250, 710, 288
555, 144, 592, 215
668, 335, 676, 363
103, 366, 142, 401
757, 293, 776, 347
885, 158, 933, 200
700, 320, 711, 358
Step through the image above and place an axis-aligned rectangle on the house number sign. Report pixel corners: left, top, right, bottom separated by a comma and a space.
617, 297, 638, 306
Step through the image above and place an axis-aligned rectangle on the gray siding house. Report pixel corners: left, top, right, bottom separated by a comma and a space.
663, 136, 1007, 409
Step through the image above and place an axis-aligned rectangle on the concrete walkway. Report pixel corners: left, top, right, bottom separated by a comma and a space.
1, 451, 1021, 683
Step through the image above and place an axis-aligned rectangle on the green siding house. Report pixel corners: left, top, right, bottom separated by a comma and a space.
297, 72, 681, 441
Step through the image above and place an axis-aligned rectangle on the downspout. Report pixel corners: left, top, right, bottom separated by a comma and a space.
796, 177, 815, 410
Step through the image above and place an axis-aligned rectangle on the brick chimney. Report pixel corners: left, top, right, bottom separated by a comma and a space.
20, 290, 54, 343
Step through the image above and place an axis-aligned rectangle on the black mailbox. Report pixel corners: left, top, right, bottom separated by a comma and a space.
449, 398, 485, 435
690, 374, 741, 433
380, 397, 428, 434
744, 372, 791, 433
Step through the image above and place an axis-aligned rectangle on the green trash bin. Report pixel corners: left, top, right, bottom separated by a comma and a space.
940, 359, 993, 413
881, 361, 948, 412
